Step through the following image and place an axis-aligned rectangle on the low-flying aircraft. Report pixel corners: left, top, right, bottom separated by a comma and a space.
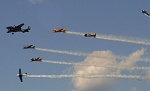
141, 10, 150, 17
53, 28, 66, 33
6, 23, 30, 34
31, 57, 42, 62
23, 45, 35, 49
17, 68, 27, 82
84, 33, 96, 38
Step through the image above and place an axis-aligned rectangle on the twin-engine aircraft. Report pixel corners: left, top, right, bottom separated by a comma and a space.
141, 10, 150, 17
17, 68, 27, 82
30, 57, 42, 62
84, 33, 96, 38
53, 28, 66, 33
6, 23, 30, 34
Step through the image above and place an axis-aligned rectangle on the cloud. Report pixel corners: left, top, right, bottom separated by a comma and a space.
28, 0, 46, 4
72, 49, 145, 91
119, 48, 145, 67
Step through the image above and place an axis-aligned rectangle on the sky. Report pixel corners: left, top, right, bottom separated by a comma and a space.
1, 0, 150, 91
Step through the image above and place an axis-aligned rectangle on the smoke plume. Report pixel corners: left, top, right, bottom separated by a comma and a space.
66, 31, 150, 46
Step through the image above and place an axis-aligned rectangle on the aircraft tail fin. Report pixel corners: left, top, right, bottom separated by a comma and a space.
28, 26, 31, 30
94, 33, 96, 38
23, 26, 30, 33
63, 28, 66, 33
19, 68, 22, 74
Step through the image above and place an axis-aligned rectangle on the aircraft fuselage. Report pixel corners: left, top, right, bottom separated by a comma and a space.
7, 27, 23, 33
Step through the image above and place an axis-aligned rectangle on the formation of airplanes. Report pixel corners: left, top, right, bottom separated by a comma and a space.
17, 56, 42, 82
7, 9, 149, 36
16, 9, 149, 82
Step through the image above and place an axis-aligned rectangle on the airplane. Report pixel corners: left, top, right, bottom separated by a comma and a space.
141, 10, 150, 17
23, 45, 35, 49
17, 68, 27, 82
6, 23, 31, 34
31, 57, 42, 62
84, 33, 96, 38
53, 28, 66, 33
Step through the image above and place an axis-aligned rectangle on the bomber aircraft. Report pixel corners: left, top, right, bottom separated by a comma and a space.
84, 33, 96, 38
17, 68, 27, 82
6, 23, 30, 34
53, 28, 66, 33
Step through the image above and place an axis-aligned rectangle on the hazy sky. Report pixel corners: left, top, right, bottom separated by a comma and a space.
1, 0, 150, 91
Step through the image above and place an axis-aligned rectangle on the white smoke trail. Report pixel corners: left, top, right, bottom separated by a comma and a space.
66, 31, 150, 46
42, 60, 150, 70
66, 31, 83, 36
34, 48, 88, 57
34, 48, 150, 62
28, 0, 46, 4
26, 74, 150, 80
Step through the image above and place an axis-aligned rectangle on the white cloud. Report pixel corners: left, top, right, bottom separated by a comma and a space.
72, 49, 145, 91
119, 48, 145, 67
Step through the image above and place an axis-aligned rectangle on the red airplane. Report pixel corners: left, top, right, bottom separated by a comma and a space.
30, 57, 42, 62
84, 33, 96, 38
53, 28, 66, 33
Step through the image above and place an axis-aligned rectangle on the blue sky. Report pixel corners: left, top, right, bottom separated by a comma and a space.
1, 0, 150, 91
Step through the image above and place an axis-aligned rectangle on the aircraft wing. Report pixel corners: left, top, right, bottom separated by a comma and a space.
19, 68, 22, 74
18, 69, 23, 82
19, 76, 23, 82
16, 23, 24, 28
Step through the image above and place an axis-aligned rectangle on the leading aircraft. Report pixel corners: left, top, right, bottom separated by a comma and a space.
53, 28, 66, 33
141, 10, 150, 17
17, 68, 27, 82
6, 23, 30, 34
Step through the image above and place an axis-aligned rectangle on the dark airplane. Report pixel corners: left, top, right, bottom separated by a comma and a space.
23, 45, 35, 49
141, 10, 150, 17
84, 33, 96, 38
17, 68, 27, 82
31, 57, 42, 62
6, 23, 30, 34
